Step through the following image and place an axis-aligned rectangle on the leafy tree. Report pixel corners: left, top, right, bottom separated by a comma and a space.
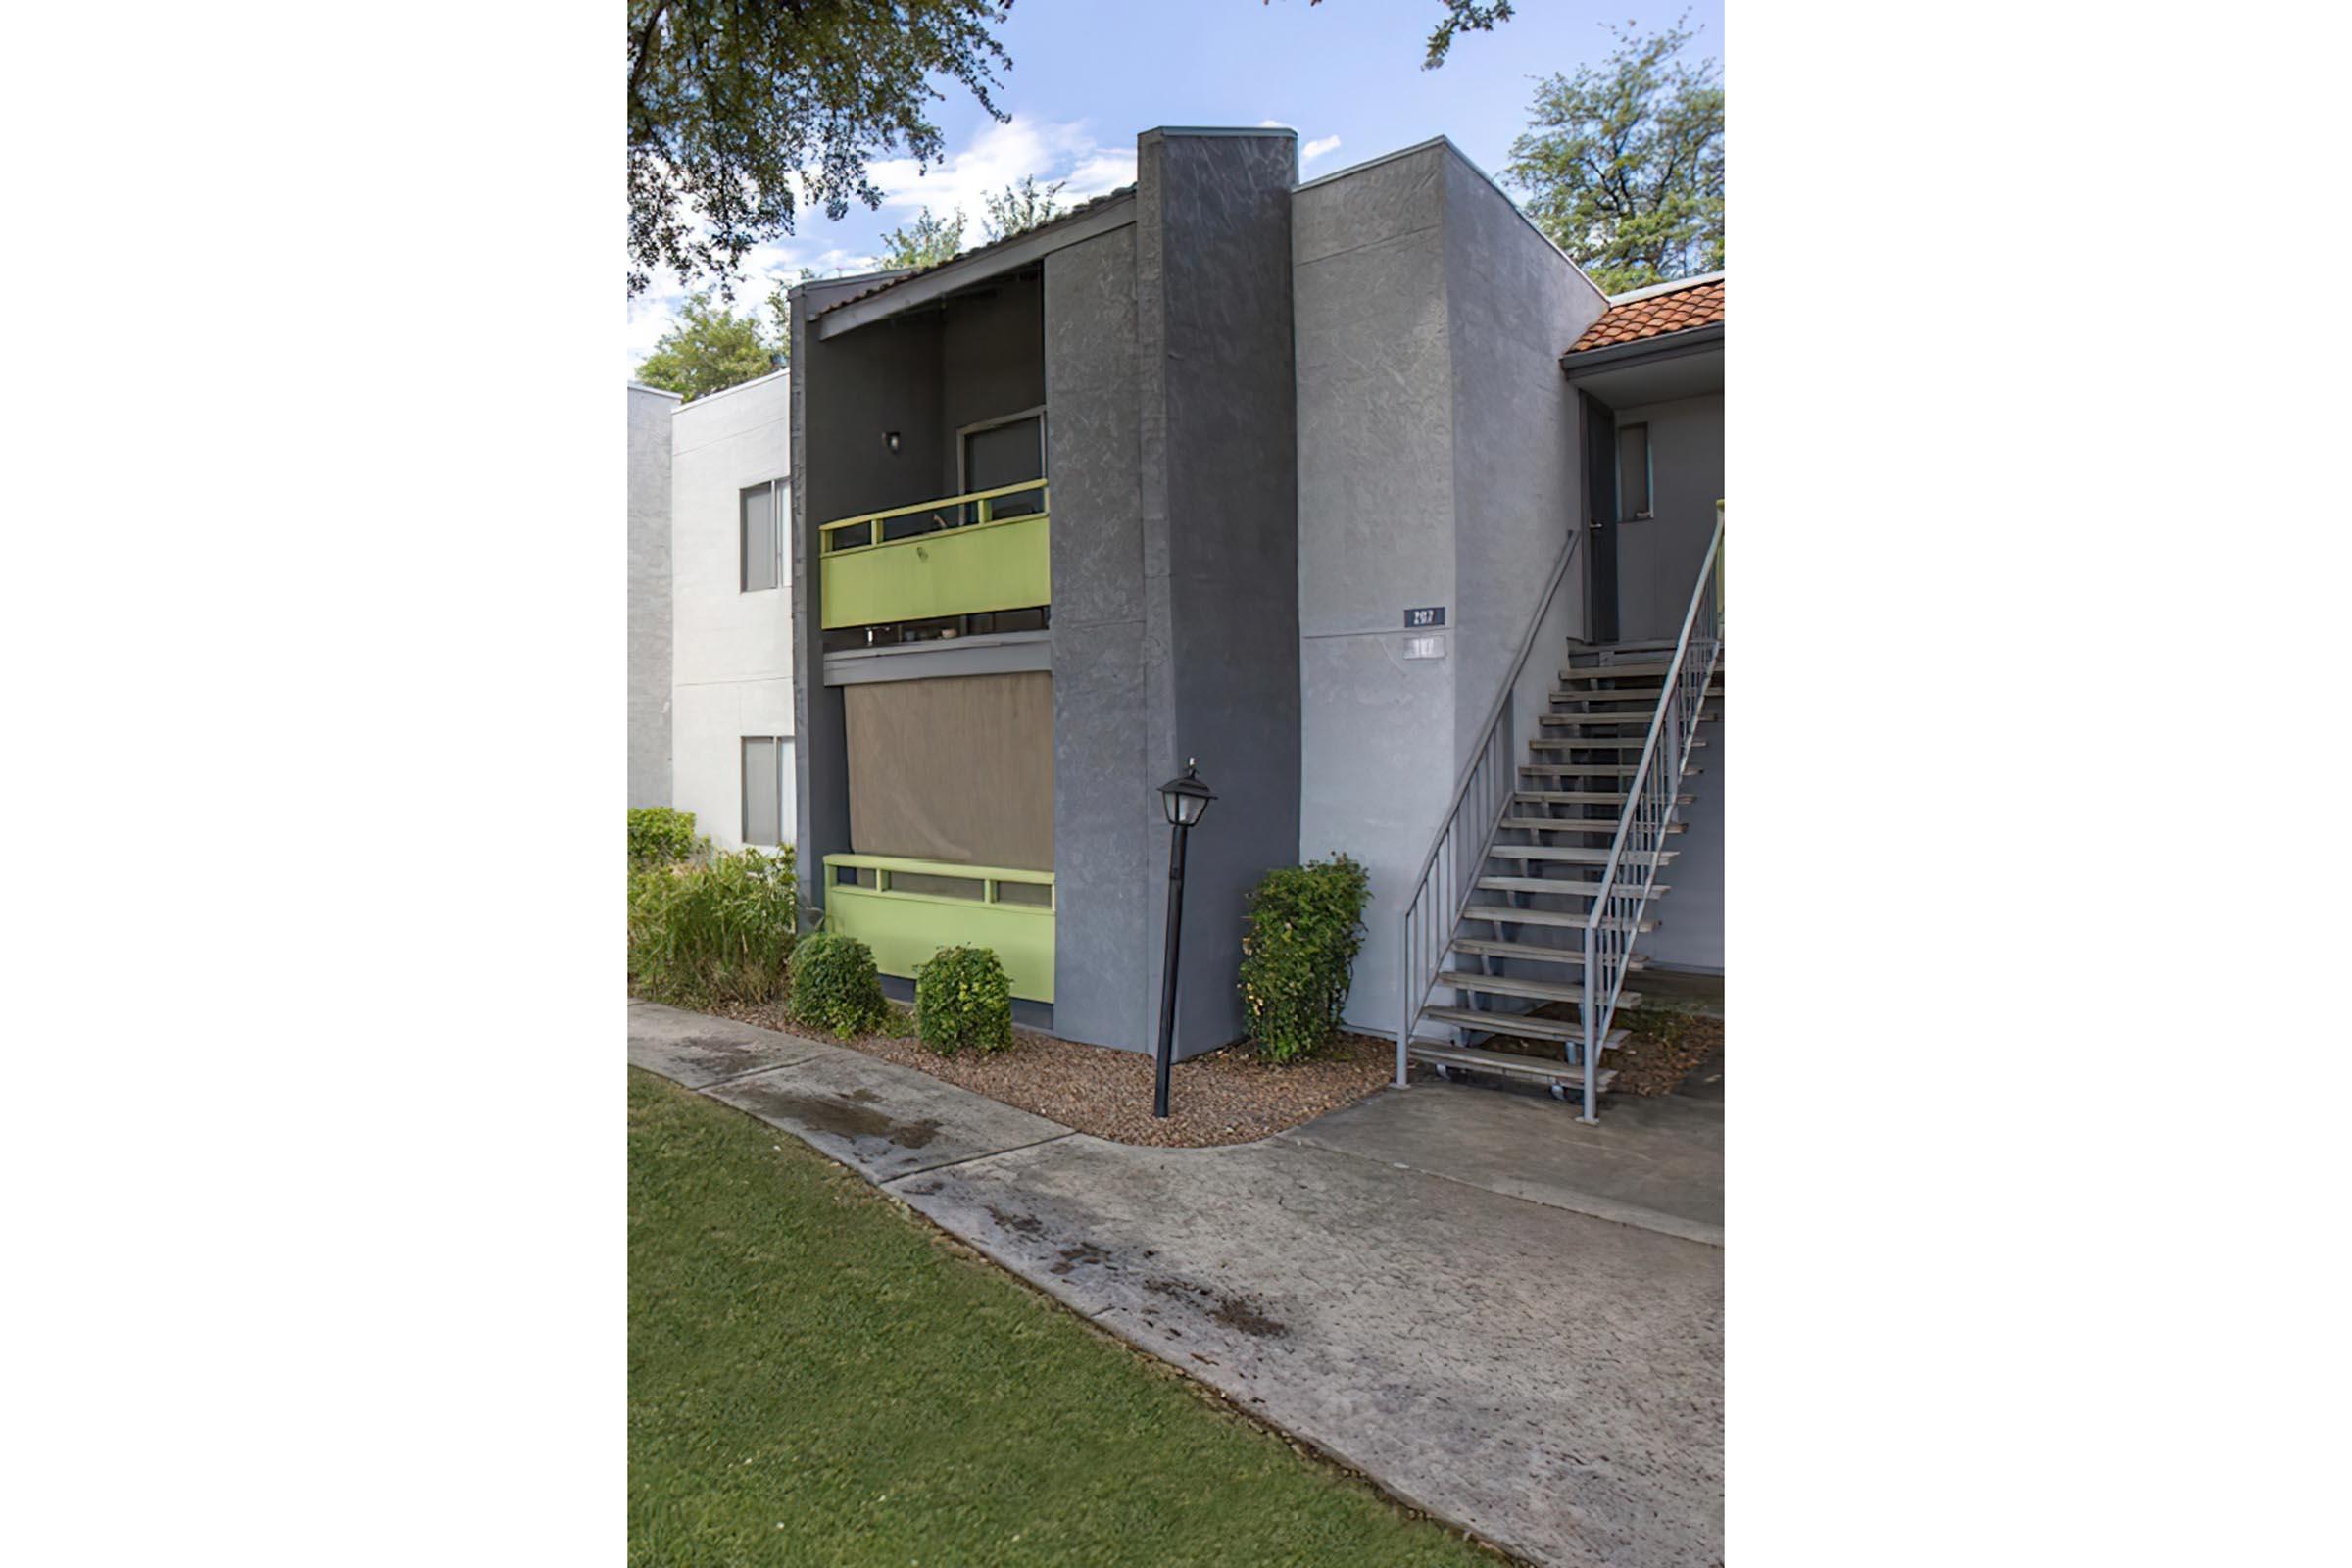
1502, 18, 1724, 295
633, 292, 782, 401
626, 1, 1012, 297
877, 206, 968, 270
982, 176, 1067, 242
1281, 1, 1514, 68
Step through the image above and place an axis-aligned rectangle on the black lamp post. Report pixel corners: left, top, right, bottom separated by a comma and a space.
1152, 760, 1215, 1119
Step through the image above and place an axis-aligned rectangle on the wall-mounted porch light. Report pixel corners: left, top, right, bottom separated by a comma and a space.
1151, 761, 1215, 1119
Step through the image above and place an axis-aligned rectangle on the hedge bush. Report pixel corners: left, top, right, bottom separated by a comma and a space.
628, 807, 704, 868
1238, 853, 1371, 1064
914, 946, 1013, 1057
789, 931, 889, 1039
627, 845, 797, 1005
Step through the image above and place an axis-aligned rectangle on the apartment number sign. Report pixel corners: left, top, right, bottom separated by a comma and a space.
1404, 606, 1446, 629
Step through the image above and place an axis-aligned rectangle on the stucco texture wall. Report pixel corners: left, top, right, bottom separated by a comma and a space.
670, 370, 795, 853
1137, 128, 1302, 1058
628, 384, 679, 808
1293, 143, 1606, 1033
1046, 225, 1152, 1051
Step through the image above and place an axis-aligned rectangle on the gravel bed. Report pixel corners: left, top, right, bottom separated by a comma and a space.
703, 998, 1398, 1148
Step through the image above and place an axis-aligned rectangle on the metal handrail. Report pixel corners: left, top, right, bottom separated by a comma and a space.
818, 480, 1050, 553
1574, 512, 1724, 1121
1394, 529, 1584, 1087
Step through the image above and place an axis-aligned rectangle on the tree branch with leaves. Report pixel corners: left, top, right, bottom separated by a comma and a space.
626, 0, 1015, 297
1278, 1, 1514, 69
634, 292, 784, 400
1502, 16, 1724, 295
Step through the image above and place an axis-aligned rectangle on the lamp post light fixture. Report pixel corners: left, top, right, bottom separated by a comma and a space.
1152, 760, 1215, 1119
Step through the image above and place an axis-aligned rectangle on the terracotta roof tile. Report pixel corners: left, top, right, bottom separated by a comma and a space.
1565, 276, 1727, 356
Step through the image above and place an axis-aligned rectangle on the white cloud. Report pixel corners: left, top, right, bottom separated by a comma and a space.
866, 115, 1136, 220
1301, 135, 1343, 166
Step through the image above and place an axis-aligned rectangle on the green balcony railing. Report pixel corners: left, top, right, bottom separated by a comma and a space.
818, 481, 1050, 631
821, 853, 1055, 1003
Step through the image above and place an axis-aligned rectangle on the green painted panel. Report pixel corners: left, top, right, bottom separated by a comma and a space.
824, 883, 1055, 1004
820, 514, 1051, 630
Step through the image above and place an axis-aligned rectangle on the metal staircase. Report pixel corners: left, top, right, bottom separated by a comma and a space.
1396, 509, 1724, 1122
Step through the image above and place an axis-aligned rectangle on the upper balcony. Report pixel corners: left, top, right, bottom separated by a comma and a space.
817, 479, 1050, 632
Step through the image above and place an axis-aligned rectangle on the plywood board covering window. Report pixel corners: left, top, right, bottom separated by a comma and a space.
844, 671, 1054, 870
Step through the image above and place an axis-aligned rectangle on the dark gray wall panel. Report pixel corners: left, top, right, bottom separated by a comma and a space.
1044, 232, 1144, 631
1138, 128, 1302, 1058
1049, 621, 1152, 1047
790, 288, 946, 920
1045, 227, 1151, 1048
939, 273, 1046, 494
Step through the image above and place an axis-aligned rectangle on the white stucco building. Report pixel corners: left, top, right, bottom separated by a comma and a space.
627, 383, 680, 808
668, 368, 796, 853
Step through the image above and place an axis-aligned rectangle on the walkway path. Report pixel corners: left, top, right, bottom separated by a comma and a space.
629, 1000, 1723, 1568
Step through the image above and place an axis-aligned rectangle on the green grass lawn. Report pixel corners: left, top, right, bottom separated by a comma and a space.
630, 1068, 1494, 1567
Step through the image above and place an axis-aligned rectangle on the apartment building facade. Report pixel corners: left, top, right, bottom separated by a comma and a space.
781, 127, 1726, 1101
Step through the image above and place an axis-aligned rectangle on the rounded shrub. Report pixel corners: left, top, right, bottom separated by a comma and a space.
626, 845, 797, 1005
1238, 853, 1372, 1065
628, 807, 703, 868
789, 931, 889, 1039
914, 946, 1013, 1057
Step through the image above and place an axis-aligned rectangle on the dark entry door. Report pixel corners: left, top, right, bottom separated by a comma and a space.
1582, 392, 1621, 644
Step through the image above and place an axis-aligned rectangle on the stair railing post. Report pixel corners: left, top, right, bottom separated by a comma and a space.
1581, 919, 1599, 1125
1395, 896, 1411, 1089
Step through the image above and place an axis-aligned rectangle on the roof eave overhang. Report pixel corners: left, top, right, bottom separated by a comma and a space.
1560, 320, 1726, 378
813, 192, 1140, 341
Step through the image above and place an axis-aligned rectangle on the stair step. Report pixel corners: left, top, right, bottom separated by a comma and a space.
1485, 844, 1676, 865
1559, 659, 1724, 682
1540, 708, 1721, 727
1551, 683, 1722, 704
1513, 790, 1695, 807
1530, 736, 1708, 751
1437, 969, 1642, 1008
1474, 875, 1670, 897
1449, 937, 1647, 969
1498, 814, 1683, 834
1419, 1004, 1628, 1048
1522, 763, 1701, 778
1407, 1040, 1620, 1094
1462, 904, 1658, 932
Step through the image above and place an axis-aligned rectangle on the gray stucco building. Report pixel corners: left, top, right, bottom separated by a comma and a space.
783, 128, 1725, 1100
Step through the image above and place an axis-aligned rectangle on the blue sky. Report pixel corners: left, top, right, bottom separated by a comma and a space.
627, 0, 1725, 373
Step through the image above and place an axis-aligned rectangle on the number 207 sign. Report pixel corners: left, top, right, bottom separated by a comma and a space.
1404, 606, 1446, 629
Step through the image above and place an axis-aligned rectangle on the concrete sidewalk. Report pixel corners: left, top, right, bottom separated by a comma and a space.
629, 1000, 1723, 1568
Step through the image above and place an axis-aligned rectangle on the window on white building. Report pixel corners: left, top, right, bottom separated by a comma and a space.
741, 736, 793, 845
741, 479, 787, 591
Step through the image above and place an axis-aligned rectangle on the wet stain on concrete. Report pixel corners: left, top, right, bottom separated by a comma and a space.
984, 1205, 1047, 1239
1207, 1295, 1288, 1339
1145, 1276, 1288, 1338
1050, 1241, 1111, 1276
661, 1035, 775, 1077
721, 1080, 943, 1149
